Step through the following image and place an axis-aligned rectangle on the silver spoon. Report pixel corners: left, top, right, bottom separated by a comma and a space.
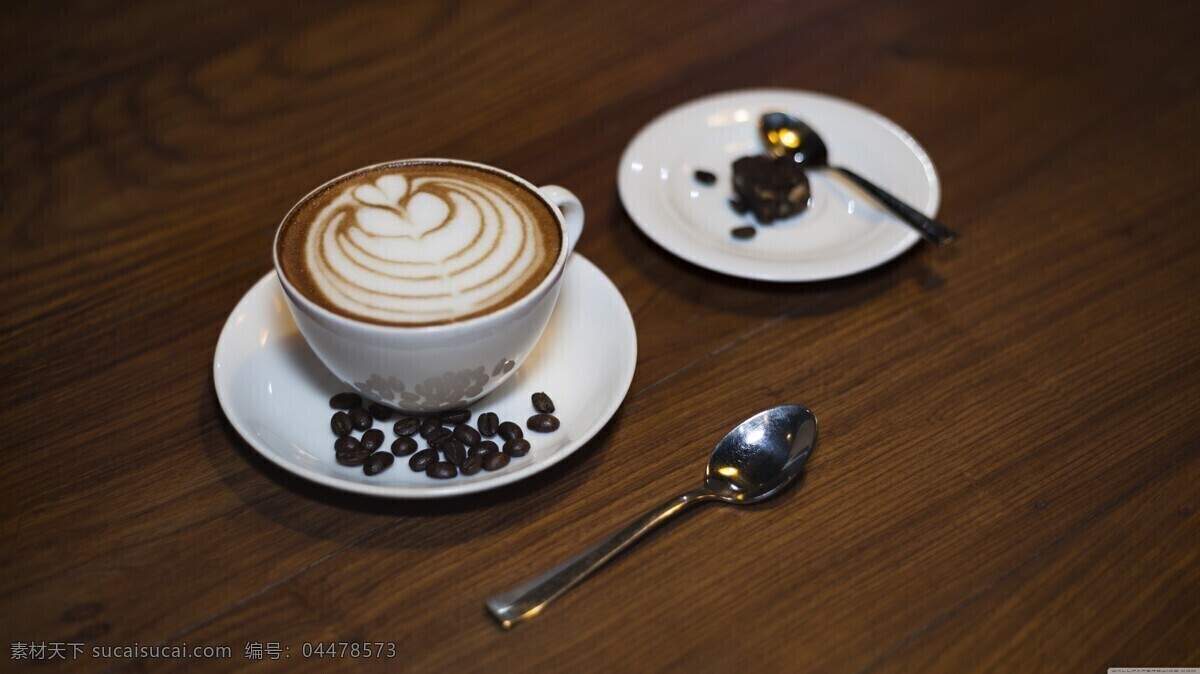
486, 404, 817, 629
760, 111, 957, 246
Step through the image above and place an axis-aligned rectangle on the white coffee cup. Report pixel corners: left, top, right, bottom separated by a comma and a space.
273, 159, 584, 413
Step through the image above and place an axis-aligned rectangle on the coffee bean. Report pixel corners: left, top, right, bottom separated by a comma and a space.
329, 392, 362, 409
336, 448, 370, 466
368, 403, 394, 421
527, 414, 560, 433
477, 412, 499, 437
419, 418, 442, 439
460, 455, 483, 476
427, 427, 453, 444
531, 392, 555, 413
393, 417, 420, 436
731, 225, 756, 240
334, 436, 360, 453
331, 412, 353, 437
441, 439, 467, 465
501, 436, 530, 455
453, 424, 481, 447
482, 451, 511, 471
391, 436, 418, 457
504, 438, 531, 457
409, 449, 437, 472
470, 440, 498, 458
364, 451, 394, 476
361, 428, 385, 453
426, 461, 458, 479
349, 407, 373, 431
694, 169, 717, 185
498, 421, 523, 441
440, 409, 471, 424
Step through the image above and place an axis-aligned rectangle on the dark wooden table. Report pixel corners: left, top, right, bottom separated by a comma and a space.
3, 0, 1197, 671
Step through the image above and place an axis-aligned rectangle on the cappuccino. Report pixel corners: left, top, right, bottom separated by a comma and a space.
278, 161, 562, 326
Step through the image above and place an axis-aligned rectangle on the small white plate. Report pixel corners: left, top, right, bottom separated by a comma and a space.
617, 88, 940, 281
213, 255, 637, 498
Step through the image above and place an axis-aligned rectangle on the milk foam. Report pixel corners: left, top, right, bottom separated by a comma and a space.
301, 169, 554, 325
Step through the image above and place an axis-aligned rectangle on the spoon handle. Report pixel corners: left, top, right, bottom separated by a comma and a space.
832, 166, 957, 246
486, 488, 715, 629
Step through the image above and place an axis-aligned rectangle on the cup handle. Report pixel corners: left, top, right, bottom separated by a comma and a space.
538, 185, 584, 256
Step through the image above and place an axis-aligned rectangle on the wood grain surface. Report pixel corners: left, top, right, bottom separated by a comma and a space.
2, 0, 1197, 671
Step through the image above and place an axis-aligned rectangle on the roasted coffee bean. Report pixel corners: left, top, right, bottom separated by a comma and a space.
409, 449, 437, 472
460, 455, 482, 475
334, 436, 360, 453
329, 392, 362, 409
336, 448, 370, 467
349, 407, 373, 431
426, 461, 458, 479
393, 417, 420, 436
498, 421, 523, 441
453, 424, 481, 447
477, 412, 500, 437
420, 418, 442, 438
391, 436, 418, 457
427, 426, 453, 444
368, 403, 394, 421
364, 451, 395, 476
441, 439, 467, 465
694, 169, 717, 185
440, 409, 471, 424
361, 428, 385, 453
331, 412, 353, 437
504, 438, 531, 457
731, 225, 756, 240
527, 414, 560, 433
469, 440, 498, 458
531, 392, 555, 413
482, 451, 511, 471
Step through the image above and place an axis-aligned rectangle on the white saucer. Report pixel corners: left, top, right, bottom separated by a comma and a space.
617, 89, 941, 281
213, 255, 637, 499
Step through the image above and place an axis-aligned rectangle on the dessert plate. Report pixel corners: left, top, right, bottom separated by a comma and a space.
213, 255, 637, 498
618, 88, 940, 281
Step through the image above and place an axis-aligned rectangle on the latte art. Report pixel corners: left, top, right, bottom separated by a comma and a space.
278, 162, 562, 326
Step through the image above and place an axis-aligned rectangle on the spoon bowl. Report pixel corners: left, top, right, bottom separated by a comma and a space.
760, 111, 957, 246
705, 404, 817, 502
760, 111, 828, 166
486, 404, 817, 628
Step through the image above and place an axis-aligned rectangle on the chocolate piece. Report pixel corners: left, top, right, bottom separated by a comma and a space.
731, 155, 810, 224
